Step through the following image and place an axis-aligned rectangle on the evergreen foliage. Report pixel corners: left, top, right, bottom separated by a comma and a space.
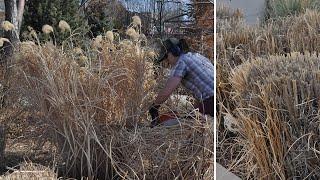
21, 0, 89, 44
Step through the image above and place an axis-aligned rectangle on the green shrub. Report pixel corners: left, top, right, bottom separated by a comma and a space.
21, 0, 89, 44
264, 0, 320, 21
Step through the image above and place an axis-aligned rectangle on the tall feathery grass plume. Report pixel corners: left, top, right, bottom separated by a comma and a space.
58, 20, 71, 32
1, 20, 14, 31
92, 35, 103, 48
132, 15, 142, 27
42, 24, 54, 34
0, 37, 10, 47
105, 31, 114, 42
126, 27, 139, 41
73, 47, 83, 55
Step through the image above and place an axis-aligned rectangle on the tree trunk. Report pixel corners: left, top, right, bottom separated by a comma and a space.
159, 0, 163, 38
4, 0, 19, 44
3, 0, 20, 62
0, 125, 5, 171
17, 0, 25, 33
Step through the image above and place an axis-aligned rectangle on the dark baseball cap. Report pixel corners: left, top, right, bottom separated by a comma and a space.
157, 38, 180, 62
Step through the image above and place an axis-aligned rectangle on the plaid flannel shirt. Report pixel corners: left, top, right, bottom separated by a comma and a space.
170, 52, 214, 101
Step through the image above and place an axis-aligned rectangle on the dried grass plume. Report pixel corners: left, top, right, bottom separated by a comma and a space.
106, 31, 114, 42
132, 15, 141, 26
126, 27, 139, 40
147, 50, 157, 58
73, 47, 83, 55
78, 55, 88, 66
93, 35, 103, 48
42, 24, 54, 34
30, 30, 38, 39
58, 20, 71, 32
1, 21, 14, 31
0, 37, 10, 47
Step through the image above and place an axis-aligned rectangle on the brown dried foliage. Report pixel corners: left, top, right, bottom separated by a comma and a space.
9, 22, 213, 179
218, 8, 320, 179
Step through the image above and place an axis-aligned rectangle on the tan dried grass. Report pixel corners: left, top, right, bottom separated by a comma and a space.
217, 5, 243, 20
218, 8, 320, 179
228, 53, 320, 179
0, 162, 57, 180
113, 116, 213, 179
217, 9, 320, 126
9, 17, 213, 179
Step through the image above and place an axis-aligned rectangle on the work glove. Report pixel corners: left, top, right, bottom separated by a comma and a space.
149, 104, 160, 128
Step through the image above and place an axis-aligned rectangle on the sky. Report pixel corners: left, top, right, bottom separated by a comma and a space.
119, 0, 191, 12
218, 0, 265, 25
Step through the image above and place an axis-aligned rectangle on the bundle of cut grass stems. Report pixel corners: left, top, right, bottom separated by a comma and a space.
7, 18, 213, 179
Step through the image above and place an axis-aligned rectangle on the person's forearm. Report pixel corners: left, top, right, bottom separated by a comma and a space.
154, 90, 171, 105
153, 76, 182, 105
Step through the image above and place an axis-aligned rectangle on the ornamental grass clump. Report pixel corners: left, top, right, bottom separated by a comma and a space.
13, 17, 213, 179
217, 8, 320, 179
228, 53, 320, 179
218, 9, 320, 67
15, 35, 156, 178
217, 9, 320, 126
217, 5, 243, 20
